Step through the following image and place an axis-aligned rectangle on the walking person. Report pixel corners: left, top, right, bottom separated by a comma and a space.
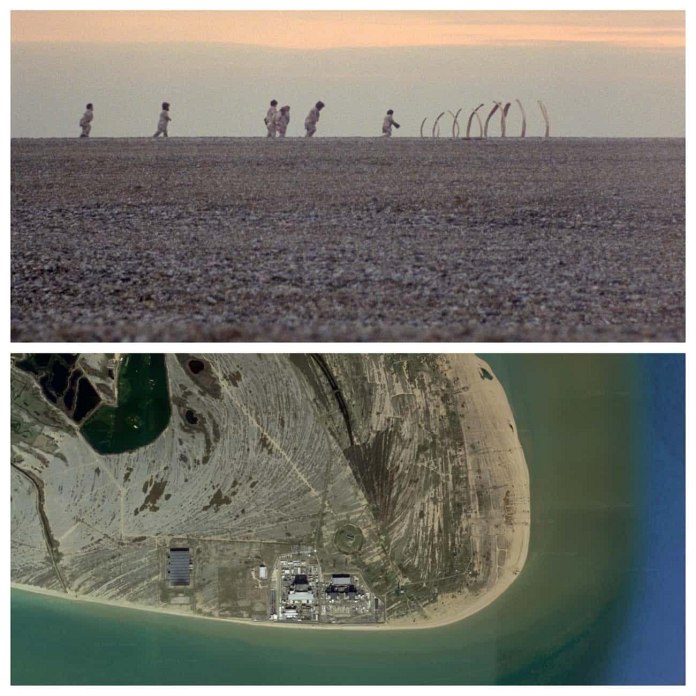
382, 109, 400, 137
79, 103, 94, 137
304, 101, 325, 137
274, 105, 291, 137
153, 102, 171, 137
265, 99, 279, 137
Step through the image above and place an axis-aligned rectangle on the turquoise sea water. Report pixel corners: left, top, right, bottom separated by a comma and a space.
11, 354, 684, 684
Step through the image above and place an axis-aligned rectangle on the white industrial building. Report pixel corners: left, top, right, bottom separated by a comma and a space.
288, 590, 314, 605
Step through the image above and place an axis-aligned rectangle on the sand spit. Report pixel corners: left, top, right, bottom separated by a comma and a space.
12, 354, 530, 630
382, 354, 530, 628
11, 137, 684, 342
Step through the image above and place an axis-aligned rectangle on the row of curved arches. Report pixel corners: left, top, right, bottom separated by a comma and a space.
420, 100, 550, 139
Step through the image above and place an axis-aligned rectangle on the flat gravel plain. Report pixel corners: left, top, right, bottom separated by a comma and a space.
11, 137, 684, 342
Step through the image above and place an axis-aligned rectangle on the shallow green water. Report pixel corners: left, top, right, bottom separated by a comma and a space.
12, 355, 644, 684
81, 354, 170, 454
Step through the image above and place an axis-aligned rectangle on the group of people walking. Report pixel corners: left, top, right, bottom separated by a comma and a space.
265, 99, 325, 138
78, 100, 399, 138
80, 101, 172, 138
264, 100, 291, 137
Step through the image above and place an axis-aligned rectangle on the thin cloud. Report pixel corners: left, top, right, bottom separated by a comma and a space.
11, 10, 684, 51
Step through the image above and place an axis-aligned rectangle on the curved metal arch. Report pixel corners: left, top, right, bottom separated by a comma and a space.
516, 99, 527, 138
500, 102, 511, 137
483, 102, 500, 138
420, 118, 427, 138
432, 112, 445, 138
466, 103, 485, 139
449, 108, 462, 139
538, 100, 550, 137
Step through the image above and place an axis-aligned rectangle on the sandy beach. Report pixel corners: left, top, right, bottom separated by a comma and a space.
11, 565, 524, 632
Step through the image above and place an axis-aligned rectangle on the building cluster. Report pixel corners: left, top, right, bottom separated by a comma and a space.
325, 573, 358, 600
158, 542, 383, 623
271, 552, 377, 623
276, 555, 321, 622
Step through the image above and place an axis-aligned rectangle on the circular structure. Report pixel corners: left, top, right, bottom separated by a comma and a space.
334, 524, 364, 554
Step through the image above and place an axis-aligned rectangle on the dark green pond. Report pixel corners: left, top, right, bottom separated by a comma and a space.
81, 354, 171, 454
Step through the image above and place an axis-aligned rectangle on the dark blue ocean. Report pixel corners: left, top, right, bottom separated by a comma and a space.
604, 354, 685, 684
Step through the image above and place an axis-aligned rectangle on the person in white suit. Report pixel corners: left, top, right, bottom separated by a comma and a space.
79, 103, 94, 137
153, 102, 171, 137
265, 99, 279, 137
304, 101, 325, 137
274, 105, 290, 137
382, 109, 400, 137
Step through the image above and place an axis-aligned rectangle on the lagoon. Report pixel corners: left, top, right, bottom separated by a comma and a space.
81, 353, 170, 454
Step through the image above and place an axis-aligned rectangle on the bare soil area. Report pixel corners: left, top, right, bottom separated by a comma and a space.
11, 137, 684, 342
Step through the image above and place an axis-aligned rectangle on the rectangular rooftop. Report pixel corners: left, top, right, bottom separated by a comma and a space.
168, 547, 191, 586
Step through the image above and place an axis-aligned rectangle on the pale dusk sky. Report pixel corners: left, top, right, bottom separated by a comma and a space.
10, 10, 685, 137
12, 11, 684, 50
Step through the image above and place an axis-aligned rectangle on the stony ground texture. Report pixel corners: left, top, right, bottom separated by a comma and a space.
11, 137, 684, 342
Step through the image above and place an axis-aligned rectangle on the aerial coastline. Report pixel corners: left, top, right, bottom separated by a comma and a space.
11, 354, 530, 629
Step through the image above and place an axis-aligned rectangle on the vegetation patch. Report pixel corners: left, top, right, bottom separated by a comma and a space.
203, 488, 232, 512
138, 478, 167, 513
